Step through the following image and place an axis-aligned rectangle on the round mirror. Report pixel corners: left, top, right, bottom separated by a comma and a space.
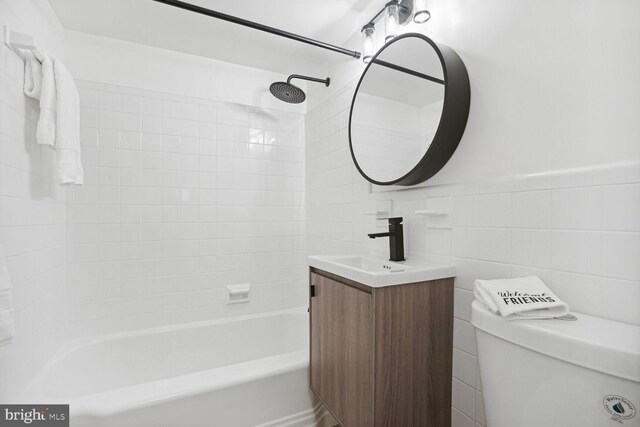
349, 33, 470, 186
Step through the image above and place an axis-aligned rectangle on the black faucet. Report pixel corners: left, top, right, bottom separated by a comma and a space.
368, 217, 405, 262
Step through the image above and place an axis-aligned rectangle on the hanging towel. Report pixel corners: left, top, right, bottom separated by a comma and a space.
52, 57, 83, 185
0, 245, 15, 347
36, 55, 57, 147
473, 276, 569, 321
22, 52, 83, 185
21, 50, 42, 99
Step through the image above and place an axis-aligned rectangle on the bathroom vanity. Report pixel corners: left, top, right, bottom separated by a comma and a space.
308, 255, 455, 427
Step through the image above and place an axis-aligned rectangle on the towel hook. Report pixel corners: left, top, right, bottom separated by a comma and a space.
4, 25, 43, 64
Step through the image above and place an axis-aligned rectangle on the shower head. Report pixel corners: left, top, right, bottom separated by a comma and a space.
270, 81, 306, 104
269, 74, 330, 104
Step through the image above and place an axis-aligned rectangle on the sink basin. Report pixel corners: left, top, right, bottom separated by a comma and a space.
308, 254, 456, 287
333, 256, 407, 273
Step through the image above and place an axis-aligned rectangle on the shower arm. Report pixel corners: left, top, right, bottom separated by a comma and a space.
287, 75, 330, 87
151, 0, 361, 60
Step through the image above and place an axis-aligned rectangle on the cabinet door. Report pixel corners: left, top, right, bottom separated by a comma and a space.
310, 273, 373, 427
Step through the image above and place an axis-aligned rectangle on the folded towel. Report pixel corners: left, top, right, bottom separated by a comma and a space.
0, 245, 15, 347
36, 55, 56, 147
473, 276, 569, 321
22, 51, 42, 99
52, 57, 83, 185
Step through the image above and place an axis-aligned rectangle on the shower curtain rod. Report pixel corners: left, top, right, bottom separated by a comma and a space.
151, 0, 362, 59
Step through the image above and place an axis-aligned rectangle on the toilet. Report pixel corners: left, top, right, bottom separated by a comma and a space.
472, 301, 640, 427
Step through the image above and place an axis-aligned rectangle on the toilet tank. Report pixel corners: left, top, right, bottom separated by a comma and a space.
471, 301, 640, 427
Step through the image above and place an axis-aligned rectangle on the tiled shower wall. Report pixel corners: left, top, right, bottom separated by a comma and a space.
305, 85, 640, 427
66, 81, 306, 337
0, 1, 67, 401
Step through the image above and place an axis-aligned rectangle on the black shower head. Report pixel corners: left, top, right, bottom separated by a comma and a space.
270, 81, 306, 104
269, 74, 330, 104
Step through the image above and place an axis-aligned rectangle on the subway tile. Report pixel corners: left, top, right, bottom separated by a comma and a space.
452, 195, 478, 227
99, 109, 122, 130
453, 228, 478, 259
454, 319, 477, 356
551, 187, 602, 230
141, 133, 162, 151
453, 348, 477, 388
80, 108, 98, 127
122, 113, 141, 132
79, 88, 99, 108
550, 231, 602, 275
454, 288, 475, 322
161, 100, 181, 118
98, 128, 121, 148
511, 229, 551, 268
99, 92, 121, 111
477, 261, 510, 280
511, 191, 551, 229
80, 127, 99, 147
162, 117, 180, 136
142, 97, 162, 115
121, 95, 141, 114
452, 408, 474, 427
477, 193, 510, 228
477, 228, 510, 263
142, 114, 162, 133
452, 378, 476, 419
603, 232, 640, 281
601, 278, 640, 325
603, 184, 640, 231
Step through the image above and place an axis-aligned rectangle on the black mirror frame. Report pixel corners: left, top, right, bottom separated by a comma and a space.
348, 33, 470, 186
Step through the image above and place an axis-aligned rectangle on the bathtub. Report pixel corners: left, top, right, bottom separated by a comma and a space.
24, 308, 334, 427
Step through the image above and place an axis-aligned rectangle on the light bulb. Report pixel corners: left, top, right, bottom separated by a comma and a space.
361, 24, 375, 63
413, 0, 430, 23
384, 2, 399, 43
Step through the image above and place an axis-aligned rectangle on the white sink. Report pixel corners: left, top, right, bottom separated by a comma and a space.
308, 254, 456, 288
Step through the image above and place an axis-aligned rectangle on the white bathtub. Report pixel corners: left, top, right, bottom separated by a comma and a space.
24, 308, 334, 427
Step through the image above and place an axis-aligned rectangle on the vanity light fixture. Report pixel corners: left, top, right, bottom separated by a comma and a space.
360, 0, 431, 62
384, 2, 400, 42
413, 0, 431, 23
361, 23, 375, 63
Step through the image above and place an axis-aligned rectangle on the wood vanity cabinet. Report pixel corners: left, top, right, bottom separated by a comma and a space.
309, 267, 454, 427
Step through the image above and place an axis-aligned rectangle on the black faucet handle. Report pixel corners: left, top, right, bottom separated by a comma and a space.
386, 217, 403, 225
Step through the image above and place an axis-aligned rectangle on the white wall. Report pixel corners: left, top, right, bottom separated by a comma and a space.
305, 1, 640, 426
64, 37, 307, 336
0, 0, 67, 401
65, 31, 306, 115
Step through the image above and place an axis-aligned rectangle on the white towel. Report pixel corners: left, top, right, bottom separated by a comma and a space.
23, 53, 83, 185
21, 51, 42, 99
52, 57, 83, 185
473, 276, 569, 321
0, 245, 15, 347
36, 55, 57, 147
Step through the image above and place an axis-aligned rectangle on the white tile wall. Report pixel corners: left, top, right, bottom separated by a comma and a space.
66, 81, 306, 336
0, 0, 66, 401
306, 83, 640, 427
